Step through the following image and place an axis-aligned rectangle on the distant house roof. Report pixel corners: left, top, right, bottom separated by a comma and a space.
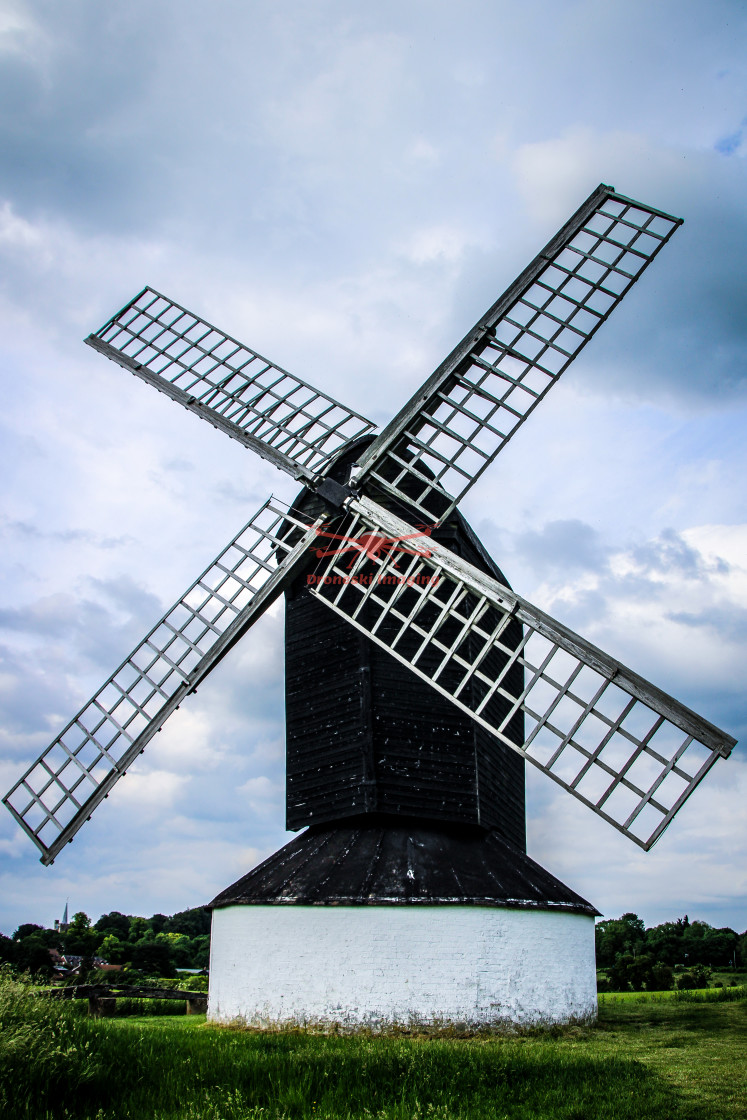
210, 820, 598, 915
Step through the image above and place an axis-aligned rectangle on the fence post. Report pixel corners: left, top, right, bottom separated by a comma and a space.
88, 996, 117, 1018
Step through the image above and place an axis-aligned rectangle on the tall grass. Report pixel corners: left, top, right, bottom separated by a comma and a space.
671, 984, 745, 1003
599, 984, 746, 1006
0, 968, 101, 1114
22, 1019, 688, 1120
2, 968, 744, 1119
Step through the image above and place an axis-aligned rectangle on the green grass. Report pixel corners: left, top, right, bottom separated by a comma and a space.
599, 984, 746, 1004
713, 971, 747, 988
2, 973, 745, 1120
592, 995, 747, 1119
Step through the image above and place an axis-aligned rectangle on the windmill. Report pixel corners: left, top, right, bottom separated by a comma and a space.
3, 184, 736, 1029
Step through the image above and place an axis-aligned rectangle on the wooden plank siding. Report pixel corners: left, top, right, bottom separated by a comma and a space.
283, 438, 525, 849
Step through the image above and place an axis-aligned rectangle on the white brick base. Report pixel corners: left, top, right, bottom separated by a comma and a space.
208, 905, 597, 1030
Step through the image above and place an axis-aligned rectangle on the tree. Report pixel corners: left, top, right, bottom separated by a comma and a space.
595, 913, 646, 969
98, 934, 127, 965
94, 911, 131, 939
165, 908, 211, 938
642, 917, 738, 969
607, 953, 635, 991
708, 928, 737, 966
155, 932, 193, 969
127, 917, 150, 943
68, 912, 90, 930
738, 932, 747, 968
191, 935, 210, 970
12, 923, 43, 942
63, 913, 101, 957
15, 934, 54, 977
0, 933, 18, 966
644, 921, 683, 966
129, 939, 174, 977
10, 925, 61, 951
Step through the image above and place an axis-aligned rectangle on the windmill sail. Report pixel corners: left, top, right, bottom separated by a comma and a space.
3, 500, 323, 865
308, 496, 735, 850
351, 185, 682, 522
86, 287, 376, 484
4, 183, 735, 868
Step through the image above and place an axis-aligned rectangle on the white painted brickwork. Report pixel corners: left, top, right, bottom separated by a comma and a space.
208, 905, 597, 1030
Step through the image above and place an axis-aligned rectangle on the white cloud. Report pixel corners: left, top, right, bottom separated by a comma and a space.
524, 523, 747, 700
403, 225, 475, 266
0, 1, 42, 58
684, 524, 747, 600
144, 709, 228, 773
530, 751, 747, 925
238, 775, 284, 818
511, 128, 665, 224
110, 768, 190, 812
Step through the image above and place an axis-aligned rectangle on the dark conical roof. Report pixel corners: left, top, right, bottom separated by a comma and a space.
210, 820, 598, 915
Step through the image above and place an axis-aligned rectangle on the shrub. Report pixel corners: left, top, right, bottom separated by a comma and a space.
648, 963, 674, 992
176, 973, 209, 993
690, 963, 712, 988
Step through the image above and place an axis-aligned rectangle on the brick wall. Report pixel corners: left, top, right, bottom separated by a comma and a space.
208, 904, 596, 1029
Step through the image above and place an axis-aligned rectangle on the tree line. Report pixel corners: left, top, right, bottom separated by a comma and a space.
596, 913, 747, 992
0, 908, 211, 979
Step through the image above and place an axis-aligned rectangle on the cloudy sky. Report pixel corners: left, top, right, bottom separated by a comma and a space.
1, 0, 746, 937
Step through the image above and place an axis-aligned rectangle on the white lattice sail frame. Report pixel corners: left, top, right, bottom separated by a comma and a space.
3, 500, 321, 864
309, 496, 735, 850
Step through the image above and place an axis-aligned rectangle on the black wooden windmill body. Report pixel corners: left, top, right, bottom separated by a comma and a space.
4, 186, 737, 932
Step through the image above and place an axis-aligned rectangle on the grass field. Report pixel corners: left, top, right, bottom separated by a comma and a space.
2, 978, 745, 1120
599, 986, 738, 1002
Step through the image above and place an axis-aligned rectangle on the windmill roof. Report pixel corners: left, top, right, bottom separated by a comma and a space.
210, 821, 598, 915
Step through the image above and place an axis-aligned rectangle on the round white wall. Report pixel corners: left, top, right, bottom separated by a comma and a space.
208, 904, 597, 1030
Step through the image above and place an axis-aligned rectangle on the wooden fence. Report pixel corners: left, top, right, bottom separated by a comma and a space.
43, 983, 208, 1017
